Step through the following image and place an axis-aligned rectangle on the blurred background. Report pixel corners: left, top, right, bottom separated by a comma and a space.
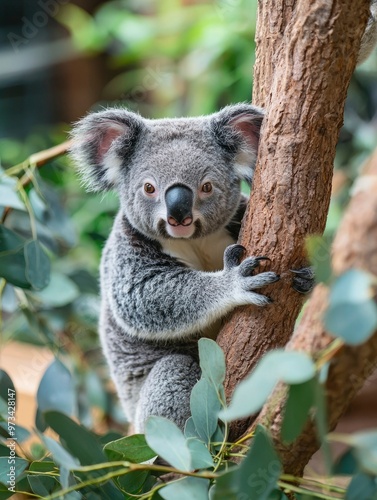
0, 0, 376, 460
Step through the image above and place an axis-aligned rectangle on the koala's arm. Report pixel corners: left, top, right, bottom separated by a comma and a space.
102, 215, 279, 342
358, 0, 377, 63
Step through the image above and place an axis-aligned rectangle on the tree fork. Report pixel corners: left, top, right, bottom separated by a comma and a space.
217, 0, 371, 440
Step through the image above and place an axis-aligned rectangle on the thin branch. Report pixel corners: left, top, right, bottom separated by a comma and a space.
1, 140, 72, 224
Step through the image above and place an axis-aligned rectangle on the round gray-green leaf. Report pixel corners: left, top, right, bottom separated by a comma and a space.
34, 272, 80, 307
160, 477, 210, 500
219, 350, 315, 422
145, 416, 192, 471
198, 338, 226, 390
190, 378, 221, 443
37, 359, 76, 418
325, 269, 377, 345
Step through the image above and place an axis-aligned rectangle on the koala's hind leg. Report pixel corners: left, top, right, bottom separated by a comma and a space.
134, 354, 201, 433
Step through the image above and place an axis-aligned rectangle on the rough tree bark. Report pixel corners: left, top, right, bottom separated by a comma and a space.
217, 0, 371, 440
253, 149, 377, 476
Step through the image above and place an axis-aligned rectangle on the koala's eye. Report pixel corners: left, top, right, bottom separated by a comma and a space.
144, 183, 156, 194
201, 182, 213, 193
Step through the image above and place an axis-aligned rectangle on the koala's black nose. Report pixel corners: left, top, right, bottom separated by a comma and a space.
165, 184, 193, 226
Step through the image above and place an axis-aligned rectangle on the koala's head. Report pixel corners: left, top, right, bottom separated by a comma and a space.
69, 103, 263, 240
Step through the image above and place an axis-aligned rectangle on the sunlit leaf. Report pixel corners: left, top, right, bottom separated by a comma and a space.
145, 416, 191, 471
187, 438, 214, 469
198, 338, 226, 390
0, 184, 25, 211
184, 417, 199, 439
220, 350, 315, 422
190, 378, 221, 443
325, 269, 377, 345
160, 477, 209, 500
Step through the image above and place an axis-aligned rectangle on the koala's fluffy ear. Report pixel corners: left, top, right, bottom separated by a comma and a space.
210, 103, 264, 182
69, 109, 145, 191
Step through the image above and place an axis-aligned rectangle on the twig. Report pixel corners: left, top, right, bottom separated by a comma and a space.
0, 140, 72, 225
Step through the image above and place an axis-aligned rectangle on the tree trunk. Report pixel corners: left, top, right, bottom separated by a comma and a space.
252, 149, 377, 476
217, 0, 371, 440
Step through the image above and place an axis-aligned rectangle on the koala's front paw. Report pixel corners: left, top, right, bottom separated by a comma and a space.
224, 244, 280, 306
290, 266, 315, 294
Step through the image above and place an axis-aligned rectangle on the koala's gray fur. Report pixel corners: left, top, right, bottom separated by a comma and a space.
70, 103, 281, 432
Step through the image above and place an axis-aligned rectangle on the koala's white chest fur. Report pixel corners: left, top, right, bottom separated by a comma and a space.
160, 228, 235, 272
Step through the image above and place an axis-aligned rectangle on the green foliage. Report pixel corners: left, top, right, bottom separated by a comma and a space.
325, 269, 377, 345
57, 0, 258, 117
2, 339, 376, 499
219, 350, 316, 421
0, 1, 376, 498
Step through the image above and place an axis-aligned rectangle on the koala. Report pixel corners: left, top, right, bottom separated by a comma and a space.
69, 103, 284, 432
69, 5, 376, 432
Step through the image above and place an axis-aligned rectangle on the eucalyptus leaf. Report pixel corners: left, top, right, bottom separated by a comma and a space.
104, 434, 156, 463
0, 457, 28, 485
198, 338, 226, 390
313, 381, 332, 474
325, 269, 377, 345
184, 416, 199, 439
0, 370, 15, 402
329, 269, 375, 304
37, 359, 76, 420
1, 285, 18, 313
40, 434, 80, 470
220, 350, 315, 422
160, 477, 210, 500
24, 240, 51, 290
0, 225, 29, 288
187, 438, 214, 469
211, 425, 281, 500
325, 301, 377, 346
44, 411, 106, 466
190, 378, 221, 443
27, 474, 59, 497
347, 430, 377, 474
281, 378, 315, 444
34, 272, 80, 307
116, 470, 150, 497
0, 185, 25, 211
346, 472, 377, 500
145, 416, 192, 471
334, 449, 358, 475
29, 184, 77, 248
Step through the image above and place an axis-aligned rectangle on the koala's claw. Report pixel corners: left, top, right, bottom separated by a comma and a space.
290, 266, 315, 294
224, 244, 246, 268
